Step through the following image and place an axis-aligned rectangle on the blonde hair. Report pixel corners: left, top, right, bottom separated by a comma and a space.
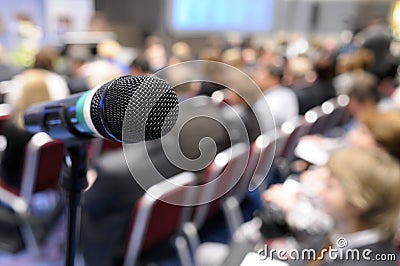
14, 69, 51, 128
97, 39, 120, 59
327, 147, 400, 241
358, 110, 400, 160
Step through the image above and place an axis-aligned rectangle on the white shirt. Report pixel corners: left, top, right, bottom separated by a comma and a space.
253, 85, 299, 133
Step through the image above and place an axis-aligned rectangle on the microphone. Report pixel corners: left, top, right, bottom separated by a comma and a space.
24, 75, 179, 143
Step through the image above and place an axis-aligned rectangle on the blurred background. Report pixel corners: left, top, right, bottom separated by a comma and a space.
0, 0, 399, 66
1, 1, 400, 266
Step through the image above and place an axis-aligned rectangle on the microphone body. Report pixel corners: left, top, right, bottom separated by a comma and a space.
24, 75, 179, 143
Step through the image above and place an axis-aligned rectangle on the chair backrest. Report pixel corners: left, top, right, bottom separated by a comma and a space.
19, 132, 64, 203
124, 172, 198, 266
0, 104, 12, 135
304, 105, 330, 135
246, 131, 286, 192
192, 143, 249, 228
280, 116, 313, 162
321, 95, 350, 131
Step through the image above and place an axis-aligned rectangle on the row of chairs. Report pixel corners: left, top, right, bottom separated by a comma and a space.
0, 132, 64, 253
121, 94, 351, 265
0, 94, 350, 261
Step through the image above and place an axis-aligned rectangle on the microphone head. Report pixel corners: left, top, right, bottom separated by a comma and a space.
91, 75, 179, 143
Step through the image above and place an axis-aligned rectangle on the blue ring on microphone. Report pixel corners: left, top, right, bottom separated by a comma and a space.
99, 77, 120, 142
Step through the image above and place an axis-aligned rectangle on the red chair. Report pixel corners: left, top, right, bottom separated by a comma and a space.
192, 143, 249, 229
214, 131, 290, 236
221, 133, 279, 235
0, 132, 64, 253
304, 105, 330, 135
321, 94, 350, 132
179, 143, 250, 257
123, 172, 198, 266
0, 104, 12, 135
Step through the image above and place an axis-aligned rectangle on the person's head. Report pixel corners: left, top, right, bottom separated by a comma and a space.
336, 49, 374, 75
348, 110, 400, 160
145, 42, 167, 72
169, 41, 192, 64
283, 56, 314, 87
221, 48, 243, 69
129, 55, 151, 76
81, 60, 121, 88
346, 70, 380, 115
320, 147, 400, 241
224, 73, 259, 107
254, 62, 284, 91
33, 47, 59, 71
314, 56, 335, 81
14, 69, 50, 128
96, 39, 120, 59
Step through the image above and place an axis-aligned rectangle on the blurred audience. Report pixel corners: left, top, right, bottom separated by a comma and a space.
333, 49, 374, 95
0, 70, 51, 187
80, 83, 231, 266
284, 56, 314, 90
64, 46, 90, 94
0, 16, 398, 266
253, 62, 299, 132
129, 54, 151, 76
341, 70, 380, 130
96, 39, 129, 74
356, 17, 394, 79
223, 74, 261, 143
263, 110, 400, 238
168, 41, 193, 65
0, 44, 21, 82
6, 47, 70, 106
197, 46, 226, 96
198, 147, 400, 266
313, 147, 399, 266
79, 55, 122, 89
144, 35, 168, 72
294, 56, 336, 114
350, 110, 400, 160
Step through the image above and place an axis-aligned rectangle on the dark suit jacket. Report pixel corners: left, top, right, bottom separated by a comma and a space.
0, 121, 33, 187
80, 97, 231, 266
295, 81, 336, 115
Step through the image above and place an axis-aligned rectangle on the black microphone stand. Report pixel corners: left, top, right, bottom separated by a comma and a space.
61, 141, 89, 266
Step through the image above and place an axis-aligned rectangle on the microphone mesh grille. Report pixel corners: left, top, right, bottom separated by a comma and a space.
91, 75, 178, 142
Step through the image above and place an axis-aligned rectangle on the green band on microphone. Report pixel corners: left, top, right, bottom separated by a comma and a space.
76, 91, 93, 135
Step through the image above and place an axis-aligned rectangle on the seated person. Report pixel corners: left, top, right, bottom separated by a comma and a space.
263, 109, 400, 231
311, 147, 400, 266
1, 69, 51, 188
295, 109, 400, 166
294, 70, 386, 167
222, 73, 261, 143
199, 147, 400, 266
